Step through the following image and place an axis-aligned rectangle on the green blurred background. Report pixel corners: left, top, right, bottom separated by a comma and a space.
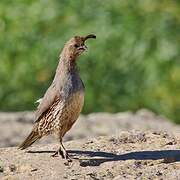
0, 0, 179, 123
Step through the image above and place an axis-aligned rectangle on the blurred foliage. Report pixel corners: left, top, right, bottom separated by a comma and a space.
0, 0, 179, 123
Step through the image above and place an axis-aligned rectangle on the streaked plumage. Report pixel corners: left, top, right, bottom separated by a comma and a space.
19, 34, 96, 159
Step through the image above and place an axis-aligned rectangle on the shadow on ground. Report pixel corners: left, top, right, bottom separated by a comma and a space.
28, 149, 180, 166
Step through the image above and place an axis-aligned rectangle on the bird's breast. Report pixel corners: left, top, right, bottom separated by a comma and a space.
56, 73, 85, 123
66, 90, 84, 115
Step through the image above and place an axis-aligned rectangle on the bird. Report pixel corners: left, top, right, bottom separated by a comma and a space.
19, 34, 96, 159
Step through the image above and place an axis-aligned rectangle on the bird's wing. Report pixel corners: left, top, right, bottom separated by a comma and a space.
34, 83, 59, 122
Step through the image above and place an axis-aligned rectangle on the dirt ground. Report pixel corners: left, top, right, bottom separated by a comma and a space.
0, 110, 180, 179
0, 130, 180, 180
0, 109, 179, 148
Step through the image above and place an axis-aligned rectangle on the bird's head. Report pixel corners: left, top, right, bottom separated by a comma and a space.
62, 34, 96, 61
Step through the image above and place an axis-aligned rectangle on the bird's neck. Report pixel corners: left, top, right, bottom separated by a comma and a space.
54, 56, 78, 81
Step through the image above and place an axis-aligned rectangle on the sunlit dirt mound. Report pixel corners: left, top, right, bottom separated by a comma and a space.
0, 109, 179, 148
0, 130, 180, 179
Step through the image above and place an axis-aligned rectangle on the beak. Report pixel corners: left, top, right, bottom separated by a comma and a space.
78, 45, 87, 51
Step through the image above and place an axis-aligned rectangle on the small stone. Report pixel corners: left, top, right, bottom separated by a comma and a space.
156, 171, 163, 176
80, 159, 100, 167
152, 131, 161, 135
0, 166, 4, 173
137, 172, 142, 177
134, 161, 142, 168
31, 168, 38, 172
163, 157, 176, 163
162, 133, 169, 138
86, 172, 99, 180
9, 164, 16, 172
107, 170, 114, 178
165, 141, 173, 145
165, 139, 177, 145
86, 140, 94, 144
64, 159, 72, 166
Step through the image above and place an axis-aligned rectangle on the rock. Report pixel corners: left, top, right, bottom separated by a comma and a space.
9, 164, 16, 172
0, 166, 4, 173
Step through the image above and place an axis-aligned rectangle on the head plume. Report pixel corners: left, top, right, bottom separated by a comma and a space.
83, 34, 96, 41
60, 34, 96, 63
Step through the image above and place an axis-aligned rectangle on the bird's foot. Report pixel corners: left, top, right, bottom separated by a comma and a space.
52, 148, 72, 162
51, 149, 63, 157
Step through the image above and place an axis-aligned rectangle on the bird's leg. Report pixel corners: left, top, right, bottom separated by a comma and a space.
60, 141, 71, 161
52, 136, 64, 157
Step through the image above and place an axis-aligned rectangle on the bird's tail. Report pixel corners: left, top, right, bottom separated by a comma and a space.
19, 131, 41, 150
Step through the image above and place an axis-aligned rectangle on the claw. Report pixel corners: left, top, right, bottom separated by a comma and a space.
51, 146, 72, 162
51, 149, 64, 157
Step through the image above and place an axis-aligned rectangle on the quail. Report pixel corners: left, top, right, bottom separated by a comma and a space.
19, 34, 96, 159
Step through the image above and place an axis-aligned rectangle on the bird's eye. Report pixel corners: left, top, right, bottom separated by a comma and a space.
74, 44, 79, 48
